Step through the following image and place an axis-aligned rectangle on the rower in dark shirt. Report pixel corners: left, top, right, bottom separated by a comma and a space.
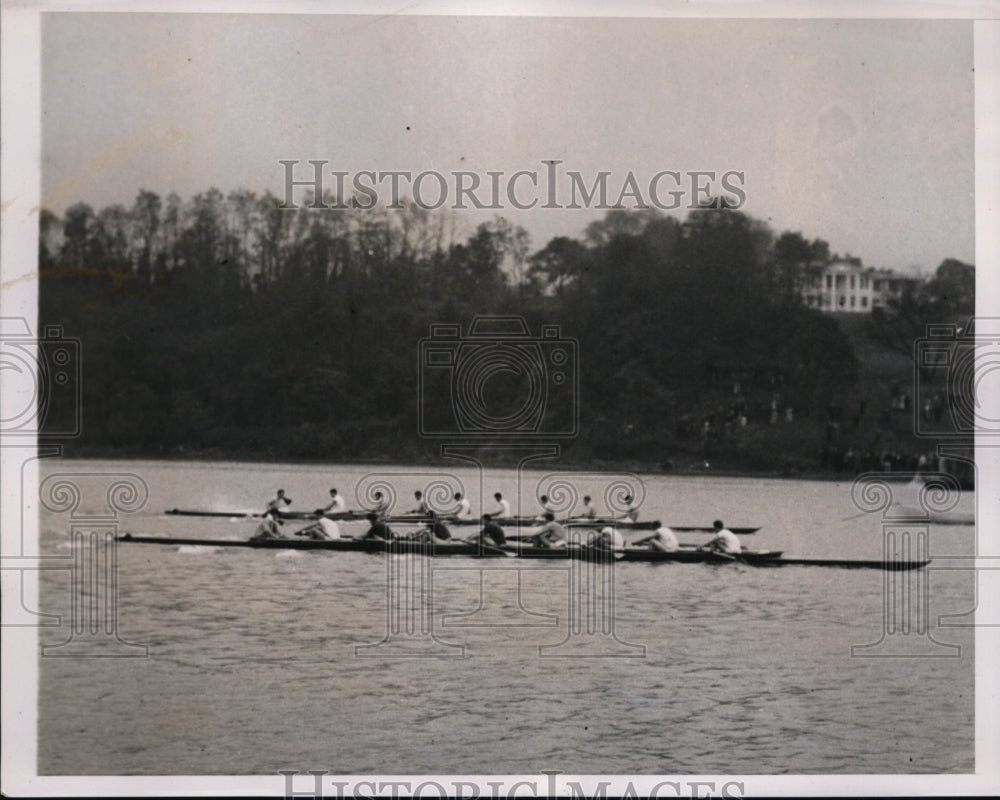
361, 512, 394, 541
424, 510, 452, 541
479, 514, 506, 546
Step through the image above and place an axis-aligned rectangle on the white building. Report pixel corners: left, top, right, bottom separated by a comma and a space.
802, 259, 922, 313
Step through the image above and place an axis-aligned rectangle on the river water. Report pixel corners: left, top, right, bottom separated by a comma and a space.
35, 459, 976, 775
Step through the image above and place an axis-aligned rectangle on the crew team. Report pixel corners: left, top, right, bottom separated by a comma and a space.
252, 487, 742, 555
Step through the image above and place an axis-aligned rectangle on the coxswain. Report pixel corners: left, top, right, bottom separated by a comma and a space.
320, 488, 346, 514
634, 526, 679, 552
361, 512, 394, 541
533, 512, 567, 548
699, 520, 742, 554
478, 514, 506, 547
266, 489, 293, 515
454, 492, 472, 520
581, 495, 597, 519
408, 490, 430, 515
295, 517, 342, 540
493, 492, 511, 519
252, 509, 286, 540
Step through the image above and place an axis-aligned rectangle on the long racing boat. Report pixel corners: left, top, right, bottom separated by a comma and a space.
117, 533, 928, 569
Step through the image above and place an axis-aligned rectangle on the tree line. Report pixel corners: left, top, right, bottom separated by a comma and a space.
37, 188, 972, 471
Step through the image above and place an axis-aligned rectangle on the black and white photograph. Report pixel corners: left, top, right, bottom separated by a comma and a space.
2, 2, 998, 797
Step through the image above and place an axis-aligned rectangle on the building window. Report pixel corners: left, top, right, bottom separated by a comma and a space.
850, 275, 856, 289
861, 296, 868, 308
826, 275, 832, 289
850, 296, 856, 308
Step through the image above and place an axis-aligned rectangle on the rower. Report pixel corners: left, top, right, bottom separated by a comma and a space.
361, 512, 394, 541
535, 494, 556, 522
252, 509, 286, 540
413, 510, 452, 543
533, 512, 567, 548
266, 489, 293, 515
493, 492, 511, 519
426, 510, 453, 541
634, 526, 679, 552
320, 488, 346, 514
295, 517, 342, 540
699, 520, 742, 554
618, 495, 640, 522
408, 490, 430, 515
591, 525, 624, 552
371, 491, 390, 518
454, 492, 472, 520
581, 495, 597, 519
478, 514, 506, 547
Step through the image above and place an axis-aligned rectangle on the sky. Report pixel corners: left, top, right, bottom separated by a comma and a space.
40, 13, 975, 275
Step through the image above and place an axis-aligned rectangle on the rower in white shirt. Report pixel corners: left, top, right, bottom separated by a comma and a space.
532, 513, 567, 548
295, 517, 341, 540
618, 494, 640, 522
699, 520, 742, 555
266, 489, 293, 515
581, 495, 597, 519
635, 526, 679, 552
493, 492, 511, 518
454, 492, 472, 520
409, 490, 430, 515
252, 509, 286, 540
591, 526, 624, 552
319, 488, 346, 515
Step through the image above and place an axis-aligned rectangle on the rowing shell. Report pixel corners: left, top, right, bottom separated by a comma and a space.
117, 534, 928, 569
164, 508, 371, 521
122, 533, 510, 557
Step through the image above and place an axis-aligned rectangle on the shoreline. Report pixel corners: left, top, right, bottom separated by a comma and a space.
40, 447, 960, 486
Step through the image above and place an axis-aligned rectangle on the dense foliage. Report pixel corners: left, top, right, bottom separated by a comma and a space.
39, 189, 879, 469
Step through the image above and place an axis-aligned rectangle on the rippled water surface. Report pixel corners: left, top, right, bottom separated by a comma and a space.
37, 460, 976, 775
